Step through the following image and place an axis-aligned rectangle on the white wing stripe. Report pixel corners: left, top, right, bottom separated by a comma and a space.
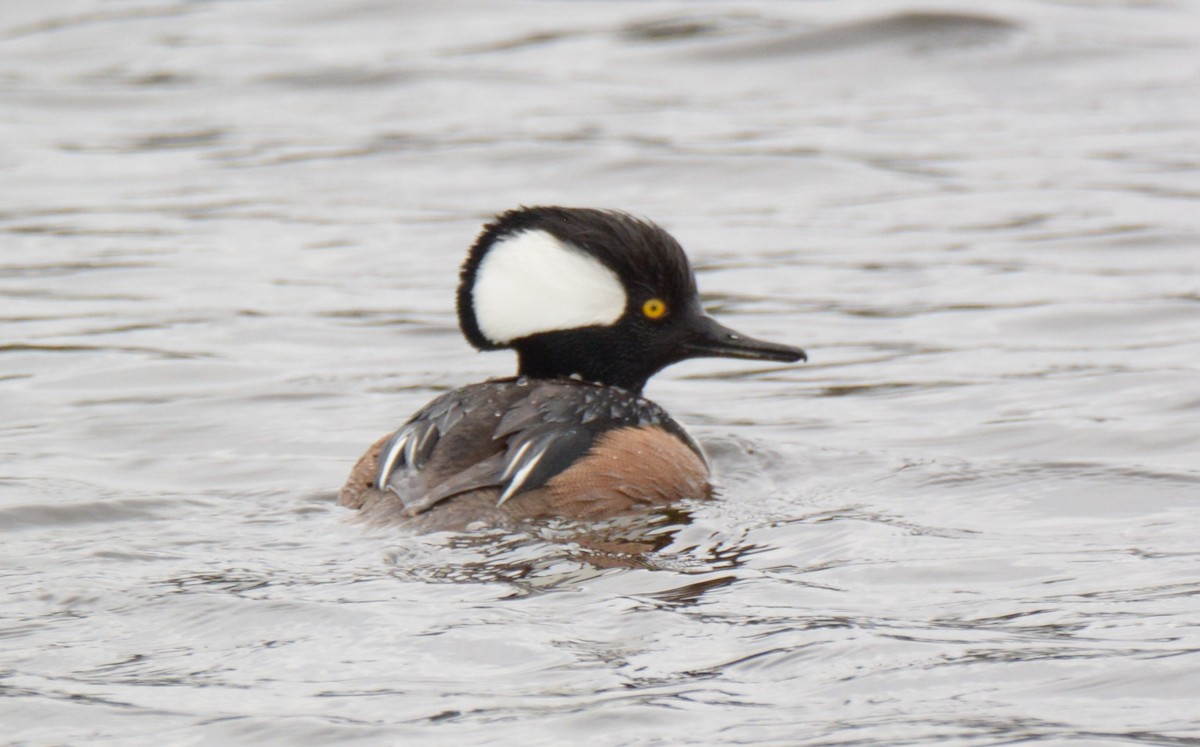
500, 440, 533, 481
402, 430, 420, 468
413, 424, 437, 465
376, 431, 410, 493
496, 447, 546, 507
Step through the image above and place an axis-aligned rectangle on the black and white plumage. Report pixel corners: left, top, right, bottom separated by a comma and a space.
367, 377, 704, 514
340, 207, 805, 530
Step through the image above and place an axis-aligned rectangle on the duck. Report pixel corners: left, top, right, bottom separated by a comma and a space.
340, 206, 806, 531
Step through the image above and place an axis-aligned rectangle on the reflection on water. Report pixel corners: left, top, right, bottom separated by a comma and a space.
3, 1, 1199, 745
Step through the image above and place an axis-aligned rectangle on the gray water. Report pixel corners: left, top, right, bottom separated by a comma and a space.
3, 1, 1199, 745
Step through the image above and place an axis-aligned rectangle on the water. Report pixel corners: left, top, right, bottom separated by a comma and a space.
2, 1, 1199, 744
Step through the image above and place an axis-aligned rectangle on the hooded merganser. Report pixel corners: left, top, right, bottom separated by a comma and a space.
340, 207, 806, 530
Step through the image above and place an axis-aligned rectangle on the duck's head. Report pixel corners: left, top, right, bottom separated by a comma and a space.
457, 206, 806, 393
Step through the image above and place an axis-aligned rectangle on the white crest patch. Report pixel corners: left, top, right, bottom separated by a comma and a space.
472, 229, 627, 345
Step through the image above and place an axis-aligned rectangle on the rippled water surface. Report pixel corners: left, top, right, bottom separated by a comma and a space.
3, 1, 1199, 745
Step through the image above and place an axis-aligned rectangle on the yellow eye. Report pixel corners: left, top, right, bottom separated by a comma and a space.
642, 298, 667, 320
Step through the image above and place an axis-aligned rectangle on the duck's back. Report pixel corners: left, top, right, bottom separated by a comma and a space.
339, 378, 710, 530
